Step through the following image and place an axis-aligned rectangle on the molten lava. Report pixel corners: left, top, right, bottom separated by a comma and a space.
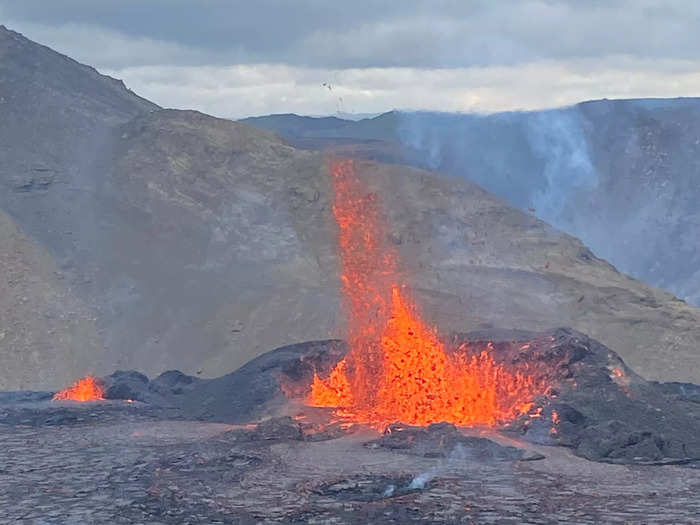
307, 158, 547, 427
53, 376, 105, 402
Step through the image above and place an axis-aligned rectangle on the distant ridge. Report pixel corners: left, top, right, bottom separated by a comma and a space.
242, 98, 700, 307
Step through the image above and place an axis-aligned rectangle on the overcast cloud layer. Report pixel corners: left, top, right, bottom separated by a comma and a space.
2, 1, 699, 117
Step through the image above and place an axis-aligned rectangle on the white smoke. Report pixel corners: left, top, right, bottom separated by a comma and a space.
408, 443, 469, 489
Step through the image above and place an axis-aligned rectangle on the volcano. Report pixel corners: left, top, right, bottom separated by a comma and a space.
2, 25, 700, 392
3, 24, 700, 523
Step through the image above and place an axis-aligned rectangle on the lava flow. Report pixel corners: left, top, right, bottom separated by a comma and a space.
53, 376, 105, 402
307, 158, 547, 427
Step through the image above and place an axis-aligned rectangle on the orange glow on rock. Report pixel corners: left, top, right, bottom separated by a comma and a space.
52, 376, 105, 402
307, 159, 547, 427
309, 359, 353, 407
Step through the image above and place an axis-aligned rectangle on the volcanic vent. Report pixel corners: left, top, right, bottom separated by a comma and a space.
292, 159, 551, 428
52, 376, 105, 402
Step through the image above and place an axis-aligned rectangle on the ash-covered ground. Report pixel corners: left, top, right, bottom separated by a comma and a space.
2, 403, 700, 523
3, 328, 700, 523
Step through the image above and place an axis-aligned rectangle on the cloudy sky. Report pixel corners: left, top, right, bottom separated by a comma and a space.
2, 0, 700, 118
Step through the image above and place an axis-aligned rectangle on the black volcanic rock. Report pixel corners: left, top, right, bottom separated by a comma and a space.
103, 370, 149, 402
454, 328, 700, 464
149, 370, 202, 395
102, 369, 203, 405
365, 422, 544, 461
99, 339, 347, 422
175, 339, 348, 423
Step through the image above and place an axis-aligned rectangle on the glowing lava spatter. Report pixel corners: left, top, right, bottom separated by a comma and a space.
53, 376, 105, 402
308, 158, 546, 427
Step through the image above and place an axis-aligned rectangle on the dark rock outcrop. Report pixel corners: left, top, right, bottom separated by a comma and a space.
458, 329, 700, 464
365, 422, 544, 461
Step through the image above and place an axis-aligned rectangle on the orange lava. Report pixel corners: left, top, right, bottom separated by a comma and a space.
52, 376, 105, 402
308, 158, 546, 427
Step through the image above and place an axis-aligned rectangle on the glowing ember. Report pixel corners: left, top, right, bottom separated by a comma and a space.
306, 158, 547, 427
52, 376, 105, 402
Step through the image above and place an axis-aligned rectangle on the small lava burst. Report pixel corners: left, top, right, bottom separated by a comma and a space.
303, 158, 549, 428
52, 376, 105, 402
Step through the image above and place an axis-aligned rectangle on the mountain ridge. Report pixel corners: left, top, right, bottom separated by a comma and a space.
242, 100, 700, 306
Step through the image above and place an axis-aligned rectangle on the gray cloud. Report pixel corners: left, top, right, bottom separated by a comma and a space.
2, 1, 700, 117
2, 1, 700, 69
102, 59, 700, 118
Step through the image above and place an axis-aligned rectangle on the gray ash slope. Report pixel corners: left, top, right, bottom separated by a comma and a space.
2, 25, 700, 390
244, 100, 700, 307
0, 24, 156, 389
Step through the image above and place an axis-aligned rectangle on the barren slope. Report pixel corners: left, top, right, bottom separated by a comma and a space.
245, 102, 700, 306
0, 25, 157, 388
0, 210, 101, 389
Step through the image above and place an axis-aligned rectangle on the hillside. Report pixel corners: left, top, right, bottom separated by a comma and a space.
243, 101, 700, 307
1, 25, 700, 389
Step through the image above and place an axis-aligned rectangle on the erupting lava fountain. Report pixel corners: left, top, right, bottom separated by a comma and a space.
305, 159, 549, 427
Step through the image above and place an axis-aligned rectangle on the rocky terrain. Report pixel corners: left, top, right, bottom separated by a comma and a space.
2, 24, 700, 392
3, 328, 700, 523
245, 99, 700, 307
3, 406, 700, 524
3, 404, 699, 524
